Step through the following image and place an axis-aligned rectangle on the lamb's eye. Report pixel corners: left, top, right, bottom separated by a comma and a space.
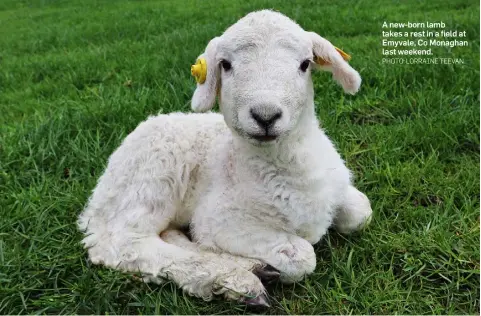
221, 60, 232, 71
300, 59, 310, 72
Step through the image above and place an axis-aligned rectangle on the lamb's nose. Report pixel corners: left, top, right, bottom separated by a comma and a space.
250, 107, 282, 130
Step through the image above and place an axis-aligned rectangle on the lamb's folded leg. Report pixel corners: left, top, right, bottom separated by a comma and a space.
194, 223, 317, 284
161, 229, 281, 284
333, 185, 373, 234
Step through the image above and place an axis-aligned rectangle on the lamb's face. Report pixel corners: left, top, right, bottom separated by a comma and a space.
191, 10, 362, 146
216, 22, 314, 144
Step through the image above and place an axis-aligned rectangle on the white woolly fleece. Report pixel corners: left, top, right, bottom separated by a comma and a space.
78, 9, 372, 303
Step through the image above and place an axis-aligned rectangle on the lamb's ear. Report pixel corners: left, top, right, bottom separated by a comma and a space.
307, 32, 361, 95
191, 37, 221, 112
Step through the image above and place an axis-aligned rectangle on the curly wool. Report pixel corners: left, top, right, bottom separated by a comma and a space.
78, 9, 372, 303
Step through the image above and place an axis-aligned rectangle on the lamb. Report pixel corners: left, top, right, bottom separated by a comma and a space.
77, 9, 373, 307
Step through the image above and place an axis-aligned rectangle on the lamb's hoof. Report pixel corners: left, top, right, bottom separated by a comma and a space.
241, 293, 270, 308
252, 264, 281, 284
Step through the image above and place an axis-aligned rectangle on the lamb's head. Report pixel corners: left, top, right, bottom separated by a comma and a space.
191, 10, 361, 145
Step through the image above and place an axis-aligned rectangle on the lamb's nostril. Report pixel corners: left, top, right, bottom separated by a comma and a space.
250, 108, 282, 129
271, 112, 282, 122
250, 111, 266, 127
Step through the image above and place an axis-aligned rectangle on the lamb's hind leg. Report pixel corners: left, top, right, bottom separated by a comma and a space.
333, 185, 373, 234
161, 229, 281, 285
79, 207, 266, 304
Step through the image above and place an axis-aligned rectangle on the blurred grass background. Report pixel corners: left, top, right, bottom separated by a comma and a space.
0, 0, 479, 314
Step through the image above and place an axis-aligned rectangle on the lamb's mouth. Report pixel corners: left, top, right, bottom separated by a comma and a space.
249, 134, 278, 142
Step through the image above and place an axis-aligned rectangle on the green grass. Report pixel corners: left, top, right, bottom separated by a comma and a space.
0, 0, 479, 314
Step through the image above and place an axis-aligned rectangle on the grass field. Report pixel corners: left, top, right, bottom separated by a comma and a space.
0, 0, 479, 314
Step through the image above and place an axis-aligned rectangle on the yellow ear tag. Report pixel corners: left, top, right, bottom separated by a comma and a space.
335, 47, 351, 61
191, 58, 207, 84
314, 47, 352, 66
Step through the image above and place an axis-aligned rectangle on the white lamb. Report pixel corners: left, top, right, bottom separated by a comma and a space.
78, 10, 373, 307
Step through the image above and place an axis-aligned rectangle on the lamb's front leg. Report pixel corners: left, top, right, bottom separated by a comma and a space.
194, 223, 316, 284
161, 229, 281, 285
333, 185, 373, 234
